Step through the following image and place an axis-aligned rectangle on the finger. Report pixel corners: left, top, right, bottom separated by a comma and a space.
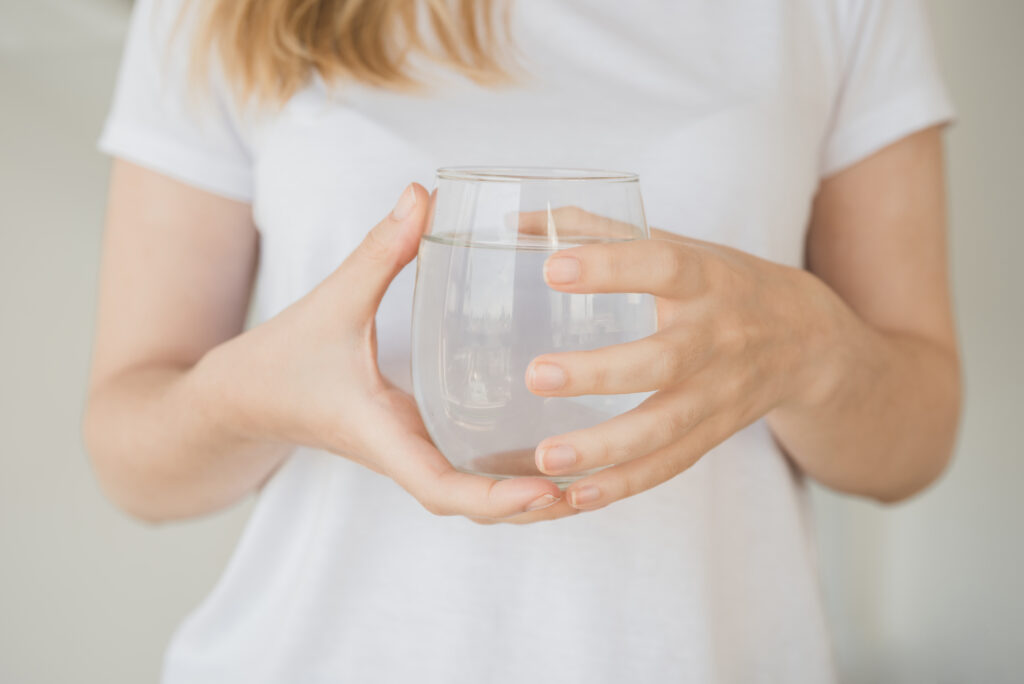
328, 183, 431, 321
516, 206, 642, 241
563, 416, 732, 511
534, 387, 707, 476
468, 497, 582, 525
543, 239, 706, 298
380, 430, 565, 519
526, 328, 712, 396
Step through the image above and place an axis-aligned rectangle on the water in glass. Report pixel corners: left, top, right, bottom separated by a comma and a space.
412, 231, 657, 484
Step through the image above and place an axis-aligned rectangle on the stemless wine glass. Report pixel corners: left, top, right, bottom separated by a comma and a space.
411, 167, 657, 486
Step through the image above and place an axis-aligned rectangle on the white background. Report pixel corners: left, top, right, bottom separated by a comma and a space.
0, 0, 1020, 681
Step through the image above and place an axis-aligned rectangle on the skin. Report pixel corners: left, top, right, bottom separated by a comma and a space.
84, 125, 960, 525
85, 172, 562, 521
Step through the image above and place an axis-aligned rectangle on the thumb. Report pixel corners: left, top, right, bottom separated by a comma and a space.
330, 183, 431, 321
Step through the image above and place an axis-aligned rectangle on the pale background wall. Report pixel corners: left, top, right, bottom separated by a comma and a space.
0, 0, 1020, 681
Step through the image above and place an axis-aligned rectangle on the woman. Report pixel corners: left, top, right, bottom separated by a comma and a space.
85, 0, 961, 681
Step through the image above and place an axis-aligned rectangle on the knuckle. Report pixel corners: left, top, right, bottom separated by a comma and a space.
419, 499, 443, 516
622, 458, 677, 502
552, 205, 587, 235
362, 224, 396, 264
677, 402, 703, 432
650, 456, 680, 487
658, 412, 684, 445
716, 313, 748, 353
622, 471, 643, 500
604, 438, 631, 465
651, 405, 682, 444
630, 397, 659, 426
691, 326, 715, 364
632, 402, 671, 449
721, 368, 749, 401
669, 243, 691, 273
657, 245, 688, 290
565, 205, 587, 224
418, 493, 451, 517
478, 478, 511, 520
703, 251, 736, 290
686, 249, 712, 295
650, 338, 683, 384
656, 402, 699, 445
596, 435, 619, 465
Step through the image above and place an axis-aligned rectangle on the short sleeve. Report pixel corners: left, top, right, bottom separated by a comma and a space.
98, 0, 253, 202
820, 0, 954, 177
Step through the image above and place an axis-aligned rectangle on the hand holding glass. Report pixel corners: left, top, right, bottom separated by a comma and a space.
411, 167, 657, 486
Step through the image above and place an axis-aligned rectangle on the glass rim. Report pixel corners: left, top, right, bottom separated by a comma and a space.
436, 166, 639, 183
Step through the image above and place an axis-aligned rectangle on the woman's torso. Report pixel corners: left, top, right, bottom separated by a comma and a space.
162, 1, 846, 681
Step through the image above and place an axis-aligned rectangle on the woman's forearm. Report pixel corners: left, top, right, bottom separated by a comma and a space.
768, 276, 962, 503
83, 360, 291, 523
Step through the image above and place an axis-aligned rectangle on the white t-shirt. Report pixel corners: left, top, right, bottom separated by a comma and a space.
100, 1, 953, 681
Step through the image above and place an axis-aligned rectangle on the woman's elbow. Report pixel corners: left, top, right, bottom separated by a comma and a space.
81, 399, 181, 525
871, 444, 955, 504
873, 385, 962, 505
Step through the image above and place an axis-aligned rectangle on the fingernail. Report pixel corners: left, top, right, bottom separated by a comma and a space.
569, 485, 601, 508
545, 256, 580, 284
391, 185, 417, 221
525, 493, 559, 512
539, 445, 577, 472
529, 363, 567, 391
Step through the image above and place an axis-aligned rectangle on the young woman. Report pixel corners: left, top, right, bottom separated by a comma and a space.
85, 0, 961, 680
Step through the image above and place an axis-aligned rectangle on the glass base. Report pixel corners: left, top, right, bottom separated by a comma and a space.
454, 449, 586, 490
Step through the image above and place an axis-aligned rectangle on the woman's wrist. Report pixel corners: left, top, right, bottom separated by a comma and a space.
775, 267, 864, 413
186, 322, 352, 458
184, 336, 282, 450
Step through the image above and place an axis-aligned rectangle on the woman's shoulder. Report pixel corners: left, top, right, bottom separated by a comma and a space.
100, 0, 256, 202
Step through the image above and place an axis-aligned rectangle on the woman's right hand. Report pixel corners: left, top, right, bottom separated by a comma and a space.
195, 184, 566, 522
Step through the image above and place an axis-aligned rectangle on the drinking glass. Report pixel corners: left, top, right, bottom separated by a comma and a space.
411, 167, 657, 486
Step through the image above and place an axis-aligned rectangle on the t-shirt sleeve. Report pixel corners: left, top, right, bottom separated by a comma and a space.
98, 0, 253, 202
820, 0, 954, 177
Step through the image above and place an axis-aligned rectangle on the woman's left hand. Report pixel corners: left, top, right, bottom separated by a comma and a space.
526, 229, 842, 511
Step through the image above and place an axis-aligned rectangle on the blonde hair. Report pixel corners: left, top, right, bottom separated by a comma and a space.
190, 0, 512, 104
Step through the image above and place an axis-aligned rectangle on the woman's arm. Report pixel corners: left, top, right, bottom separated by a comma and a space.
518, 126, 960, 511
767, 126, 961, 502
84, 161, 288, 521
84, 161, 563, 523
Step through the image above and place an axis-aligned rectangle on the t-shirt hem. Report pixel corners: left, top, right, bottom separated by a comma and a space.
820, 84, 955, 178
98, 121, 254, 203
162, 661, 340, 684
162, 662, 252, 684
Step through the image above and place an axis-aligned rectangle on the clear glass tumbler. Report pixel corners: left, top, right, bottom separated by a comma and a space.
411, 167, 657, 486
